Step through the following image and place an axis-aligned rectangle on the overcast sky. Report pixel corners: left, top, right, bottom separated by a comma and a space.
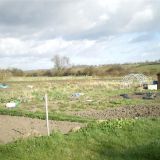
0, 0, 160, 70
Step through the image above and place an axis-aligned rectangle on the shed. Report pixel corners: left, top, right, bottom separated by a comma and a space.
157, 73, 160, 89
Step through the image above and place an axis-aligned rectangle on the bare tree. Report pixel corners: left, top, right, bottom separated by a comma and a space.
61, 56, 70, 68
51, 54, 61, 70
51, 54, 70, 70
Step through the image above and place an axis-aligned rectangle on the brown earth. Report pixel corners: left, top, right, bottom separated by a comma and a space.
0, 115, 84, 144
68, 105, 160, 120
1, 105, 160, 144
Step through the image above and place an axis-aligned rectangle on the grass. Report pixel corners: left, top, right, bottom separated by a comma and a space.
0, 118, 160, 160
0, 77, 160, 159
0, 108, 93, 123
134, 63, 160, 76
0, 77, 159, 115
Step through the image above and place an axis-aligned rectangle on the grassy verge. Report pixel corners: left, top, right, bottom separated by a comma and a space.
0, 118, 160, 160
0, 108, 93, 123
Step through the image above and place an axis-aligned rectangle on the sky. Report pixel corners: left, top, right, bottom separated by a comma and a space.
0, 0, 160, 70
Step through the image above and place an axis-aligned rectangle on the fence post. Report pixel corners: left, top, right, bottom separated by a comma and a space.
45, 94, 50, 136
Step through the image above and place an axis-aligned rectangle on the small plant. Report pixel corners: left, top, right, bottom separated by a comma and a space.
80, 119, 135, 136
97, 119, 135, 130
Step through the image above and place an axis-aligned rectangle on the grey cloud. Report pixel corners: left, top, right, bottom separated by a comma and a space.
0, 0, 160, 40
0, 0, 160, 70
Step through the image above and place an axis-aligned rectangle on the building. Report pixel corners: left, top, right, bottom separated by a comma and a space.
157, 73, 160, 89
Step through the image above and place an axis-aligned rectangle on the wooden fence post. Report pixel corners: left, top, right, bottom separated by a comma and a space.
45, 94, 50, 136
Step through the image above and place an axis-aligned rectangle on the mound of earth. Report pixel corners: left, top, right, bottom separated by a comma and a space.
0, 115, 84, 144
68, 105, 160, 120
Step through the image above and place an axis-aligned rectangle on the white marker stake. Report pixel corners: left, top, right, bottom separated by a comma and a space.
45, 94, 50, 136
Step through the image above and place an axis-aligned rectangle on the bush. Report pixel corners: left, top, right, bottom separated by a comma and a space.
0, 69, 12, 82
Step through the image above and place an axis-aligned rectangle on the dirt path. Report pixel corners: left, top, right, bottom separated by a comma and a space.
68, 105, 160, 120
0, 115, 84, 144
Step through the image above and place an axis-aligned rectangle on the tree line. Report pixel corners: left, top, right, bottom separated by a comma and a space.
0, 55, 159, 81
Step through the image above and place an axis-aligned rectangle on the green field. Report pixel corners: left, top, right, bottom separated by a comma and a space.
0, 76, 160, 159
0, 76, 159, 119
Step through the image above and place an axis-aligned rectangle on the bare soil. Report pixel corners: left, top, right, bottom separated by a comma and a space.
1, 104, 160, 144
0, 115, 84, 144
68, 105, 160, 120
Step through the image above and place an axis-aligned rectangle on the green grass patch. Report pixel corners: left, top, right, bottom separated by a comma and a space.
0, 108, 93, 123
0, 118, 159, 160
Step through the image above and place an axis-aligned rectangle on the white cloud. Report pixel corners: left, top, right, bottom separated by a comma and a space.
0, 0, 160, 69
125, 5, 154, 31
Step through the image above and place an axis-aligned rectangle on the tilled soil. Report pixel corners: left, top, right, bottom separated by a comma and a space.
0, 115, 84, 144
68, 105, 160, 120
1, 105, 160, 144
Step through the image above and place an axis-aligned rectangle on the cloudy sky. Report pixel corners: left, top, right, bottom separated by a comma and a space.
0, 0, 160, 70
